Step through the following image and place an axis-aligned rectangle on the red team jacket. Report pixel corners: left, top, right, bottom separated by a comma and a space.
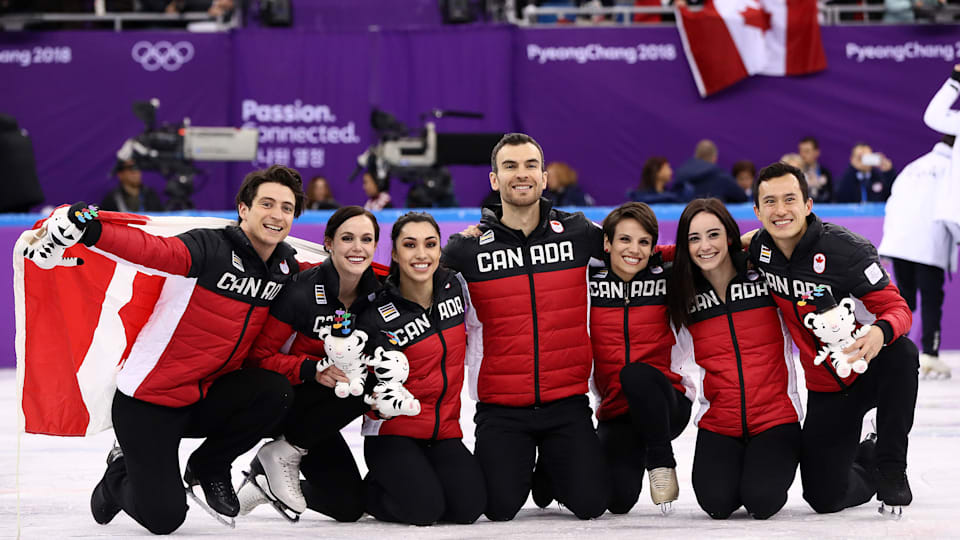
686, 252, 802, 438
749, 214, 912, 392
442, 201, 603, 407
589, 255, 695, 421
360, 268, 469, 440
246, 258, 382, 384
93, 223, 299, 407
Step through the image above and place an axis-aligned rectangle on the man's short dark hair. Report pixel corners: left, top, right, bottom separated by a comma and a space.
235, 165, 305, 222
491, 133, 545, 173
753, 162, 809, 207
798, 136, 819, 149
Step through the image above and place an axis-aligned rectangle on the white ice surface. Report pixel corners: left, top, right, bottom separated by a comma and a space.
3, 353, 959, 539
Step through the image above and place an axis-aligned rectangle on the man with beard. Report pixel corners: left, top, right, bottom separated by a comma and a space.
442, 133, 608, 521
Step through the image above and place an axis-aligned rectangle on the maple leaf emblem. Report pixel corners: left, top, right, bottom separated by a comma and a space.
815, 255, 824, 263
740, 4, 771, 32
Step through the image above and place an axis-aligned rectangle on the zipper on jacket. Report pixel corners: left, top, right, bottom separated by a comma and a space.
199, 303, 255, 399
723, 292, 750, 440
527, 266, 542, 406
431, 306, 449, 441
623, 296, 631, 366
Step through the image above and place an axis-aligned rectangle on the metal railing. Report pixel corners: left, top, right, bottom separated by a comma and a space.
0, 10, 238, 31
503, 0, 960, 26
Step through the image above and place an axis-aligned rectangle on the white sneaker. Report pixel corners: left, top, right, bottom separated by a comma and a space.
920, 354, 951, 379
251, 440, 307, 514
648, 467, 679, 512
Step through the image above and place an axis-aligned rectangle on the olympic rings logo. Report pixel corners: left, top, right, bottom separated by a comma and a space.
131, 41, 195, 72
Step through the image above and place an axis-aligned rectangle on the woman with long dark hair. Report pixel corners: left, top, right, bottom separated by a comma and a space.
359, 211, 485, 525
588, 202, 695, 515
239, 205, 383, 522
666, 198, 802, 520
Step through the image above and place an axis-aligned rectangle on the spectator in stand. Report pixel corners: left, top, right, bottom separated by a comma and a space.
672, 140, 748, 203
884, 0, 915, 20
798, 136, 834, 203
835, 143, 897, 203
306, 175, 340, 210
731, 160, 756, 200
630, 157, 681, 204
99, 159, 164, 213
780, 153, 804, 170
545, 161, 595, 206
139, 0, 234, 16
362, 171, 393, 211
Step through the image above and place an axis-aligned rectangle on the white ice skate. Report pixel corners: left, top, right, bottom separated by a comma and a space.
648, 467, 679, 515
237, 440, 307, 522
919, 354, 951, 380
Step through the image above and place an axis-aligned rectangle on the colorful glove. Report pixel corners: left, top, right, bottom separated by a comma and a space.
66, 201, 103, 246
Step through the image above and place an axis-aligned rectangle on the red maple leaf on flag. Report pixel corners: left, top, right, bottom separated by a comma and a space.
739, 5, 772, 32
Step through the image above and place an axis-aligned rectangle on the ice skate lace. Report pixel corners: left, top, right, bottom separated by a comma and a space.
275, 453, 304, 497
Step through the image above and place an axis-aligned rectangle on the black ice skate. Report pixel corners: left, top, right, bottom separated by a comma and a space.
90, 442, 124, 525
183, 465, 238, 528
876, 466, 912, 519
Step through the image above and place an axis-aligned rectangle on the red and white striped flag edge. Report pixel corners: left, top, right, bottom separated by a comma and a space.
14, 209, 329, 437
676, 0, 826, 98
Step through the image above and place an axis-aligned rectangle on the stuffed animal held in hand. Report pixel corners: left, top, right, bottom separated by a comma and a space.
364, 344, 421, 417
317, 310, 370, 398
800, 286, 872, 378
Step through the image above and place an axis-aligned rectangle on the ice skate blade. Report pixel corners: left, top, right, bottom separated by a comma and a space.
878, 502, 903, 520
240, 470, 300, 523
185, 486, 236, 528
659, 501, 674, 515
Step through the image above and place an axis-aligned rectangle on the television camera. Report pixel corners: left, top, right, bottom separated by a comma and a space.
119, 99, 258, 210
351, 108, 502, 208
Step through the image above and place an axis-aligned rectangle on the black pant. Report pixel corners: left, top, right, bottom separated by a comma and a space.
279, 380, 371, 521
474, 395, 608, 521
105, 368, 292, 535
891, 257, 944, 355
364, 436, 486, 525
692, 423, 801, 520
801, 336, 919, 514
597, 363, 692, 514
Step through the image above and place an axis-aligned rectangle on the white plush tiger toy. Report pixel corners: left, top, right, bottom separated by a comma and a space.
364, 346, 421, 417
800, 287, 872, 378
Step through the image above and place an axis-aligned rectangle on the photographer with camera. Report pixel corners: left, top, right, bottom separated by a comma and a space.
835, 143, 897, 203
99, 158, 164, 213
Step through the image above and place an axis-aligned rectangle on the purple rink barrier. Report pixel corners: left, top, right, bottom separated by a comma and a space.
2, 204, 958, 368
2, 25, 958, 210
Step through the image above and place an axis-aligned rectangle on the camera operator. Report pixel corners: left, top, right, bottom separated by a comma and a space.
835, 143, 897, 203
99, 158, 164, 213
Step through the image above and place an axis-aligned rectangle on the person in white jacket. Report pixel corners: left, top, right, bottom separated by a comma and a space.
878, 135, 955, 379
880, 65, 960, 379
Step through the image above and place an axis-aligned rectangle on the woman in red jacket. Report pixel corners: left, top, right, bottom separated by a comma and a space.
666, 198, 802, 520
359, 211, 485, 525
588, 202, 695, 514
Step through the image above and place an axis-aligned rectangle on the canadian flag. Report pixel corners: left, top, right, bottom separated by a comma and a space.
14, 212, 330, 436
676, 0, 827, 97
